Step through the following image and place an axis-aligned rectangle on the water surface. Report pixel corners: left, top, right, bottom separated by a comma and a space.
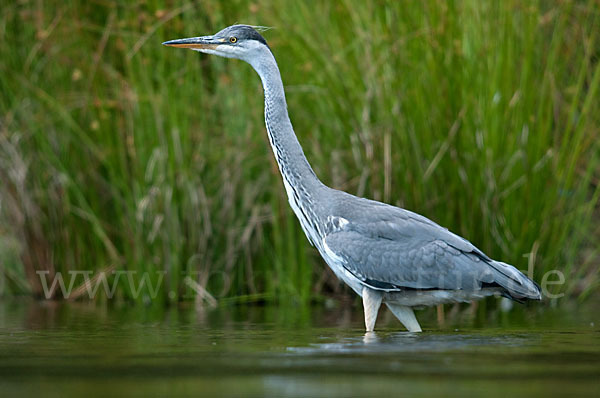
0, 300, 598, 397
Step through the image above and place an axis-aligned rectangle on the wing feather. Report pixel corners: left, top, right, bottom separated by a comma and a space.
322, 196, 539, 299
324, 229, 495, 292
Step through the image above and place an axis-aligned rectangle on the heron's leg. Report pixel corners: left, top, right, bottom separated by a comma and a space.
385, 303, 422, 332
362, 287, 383, 332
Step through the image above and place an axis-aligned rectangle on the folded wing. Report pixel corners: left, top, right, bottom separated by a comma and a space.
323, 201, 541, 300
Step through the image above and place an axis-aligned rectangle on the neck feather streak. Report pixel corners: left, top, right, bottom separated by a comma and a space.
249, 48, 325, 245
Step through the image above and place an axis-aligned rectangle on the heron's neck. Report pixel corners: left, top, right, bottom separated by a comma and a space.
249, 49, 323, 193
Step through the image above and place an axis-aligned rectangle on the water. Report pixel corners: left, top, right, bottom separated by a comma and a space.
0, 299, 598, 397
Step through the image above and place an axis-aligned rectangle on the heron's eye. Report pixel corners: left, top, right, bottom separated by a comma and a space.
229, 36, 237, 43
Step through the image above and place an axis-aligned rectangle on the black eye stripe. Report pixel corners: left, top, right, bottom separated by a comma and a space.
216, 25, 268, 46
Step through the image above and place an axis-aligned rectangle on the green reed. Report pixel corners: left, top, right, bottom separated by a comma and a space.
0, 1, 598, 308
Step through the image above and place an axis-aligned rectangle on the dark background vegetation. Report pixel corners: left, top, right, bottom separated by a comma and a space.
0, 1, 598, 314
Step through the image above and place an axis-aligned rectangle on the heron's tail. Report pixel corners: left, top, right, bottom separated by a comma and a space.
489, 261, 542, 301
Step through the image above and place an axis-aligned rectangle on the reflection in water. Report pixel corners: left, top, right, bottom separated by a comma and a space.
362, 331, 379, 345
287, 330, 532, 355
0, 299, 598, 397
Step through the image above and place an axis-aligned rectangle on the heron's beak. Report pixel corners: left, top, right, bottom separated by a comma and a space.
162, 36, 225, 50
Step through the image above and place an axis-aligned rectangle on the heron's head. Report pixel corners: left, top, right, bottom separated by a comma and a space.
163, 25, 269, 62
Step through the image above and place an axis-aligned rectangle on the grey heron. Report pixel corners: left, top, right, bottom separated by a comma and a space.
163, 25, 542, 332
